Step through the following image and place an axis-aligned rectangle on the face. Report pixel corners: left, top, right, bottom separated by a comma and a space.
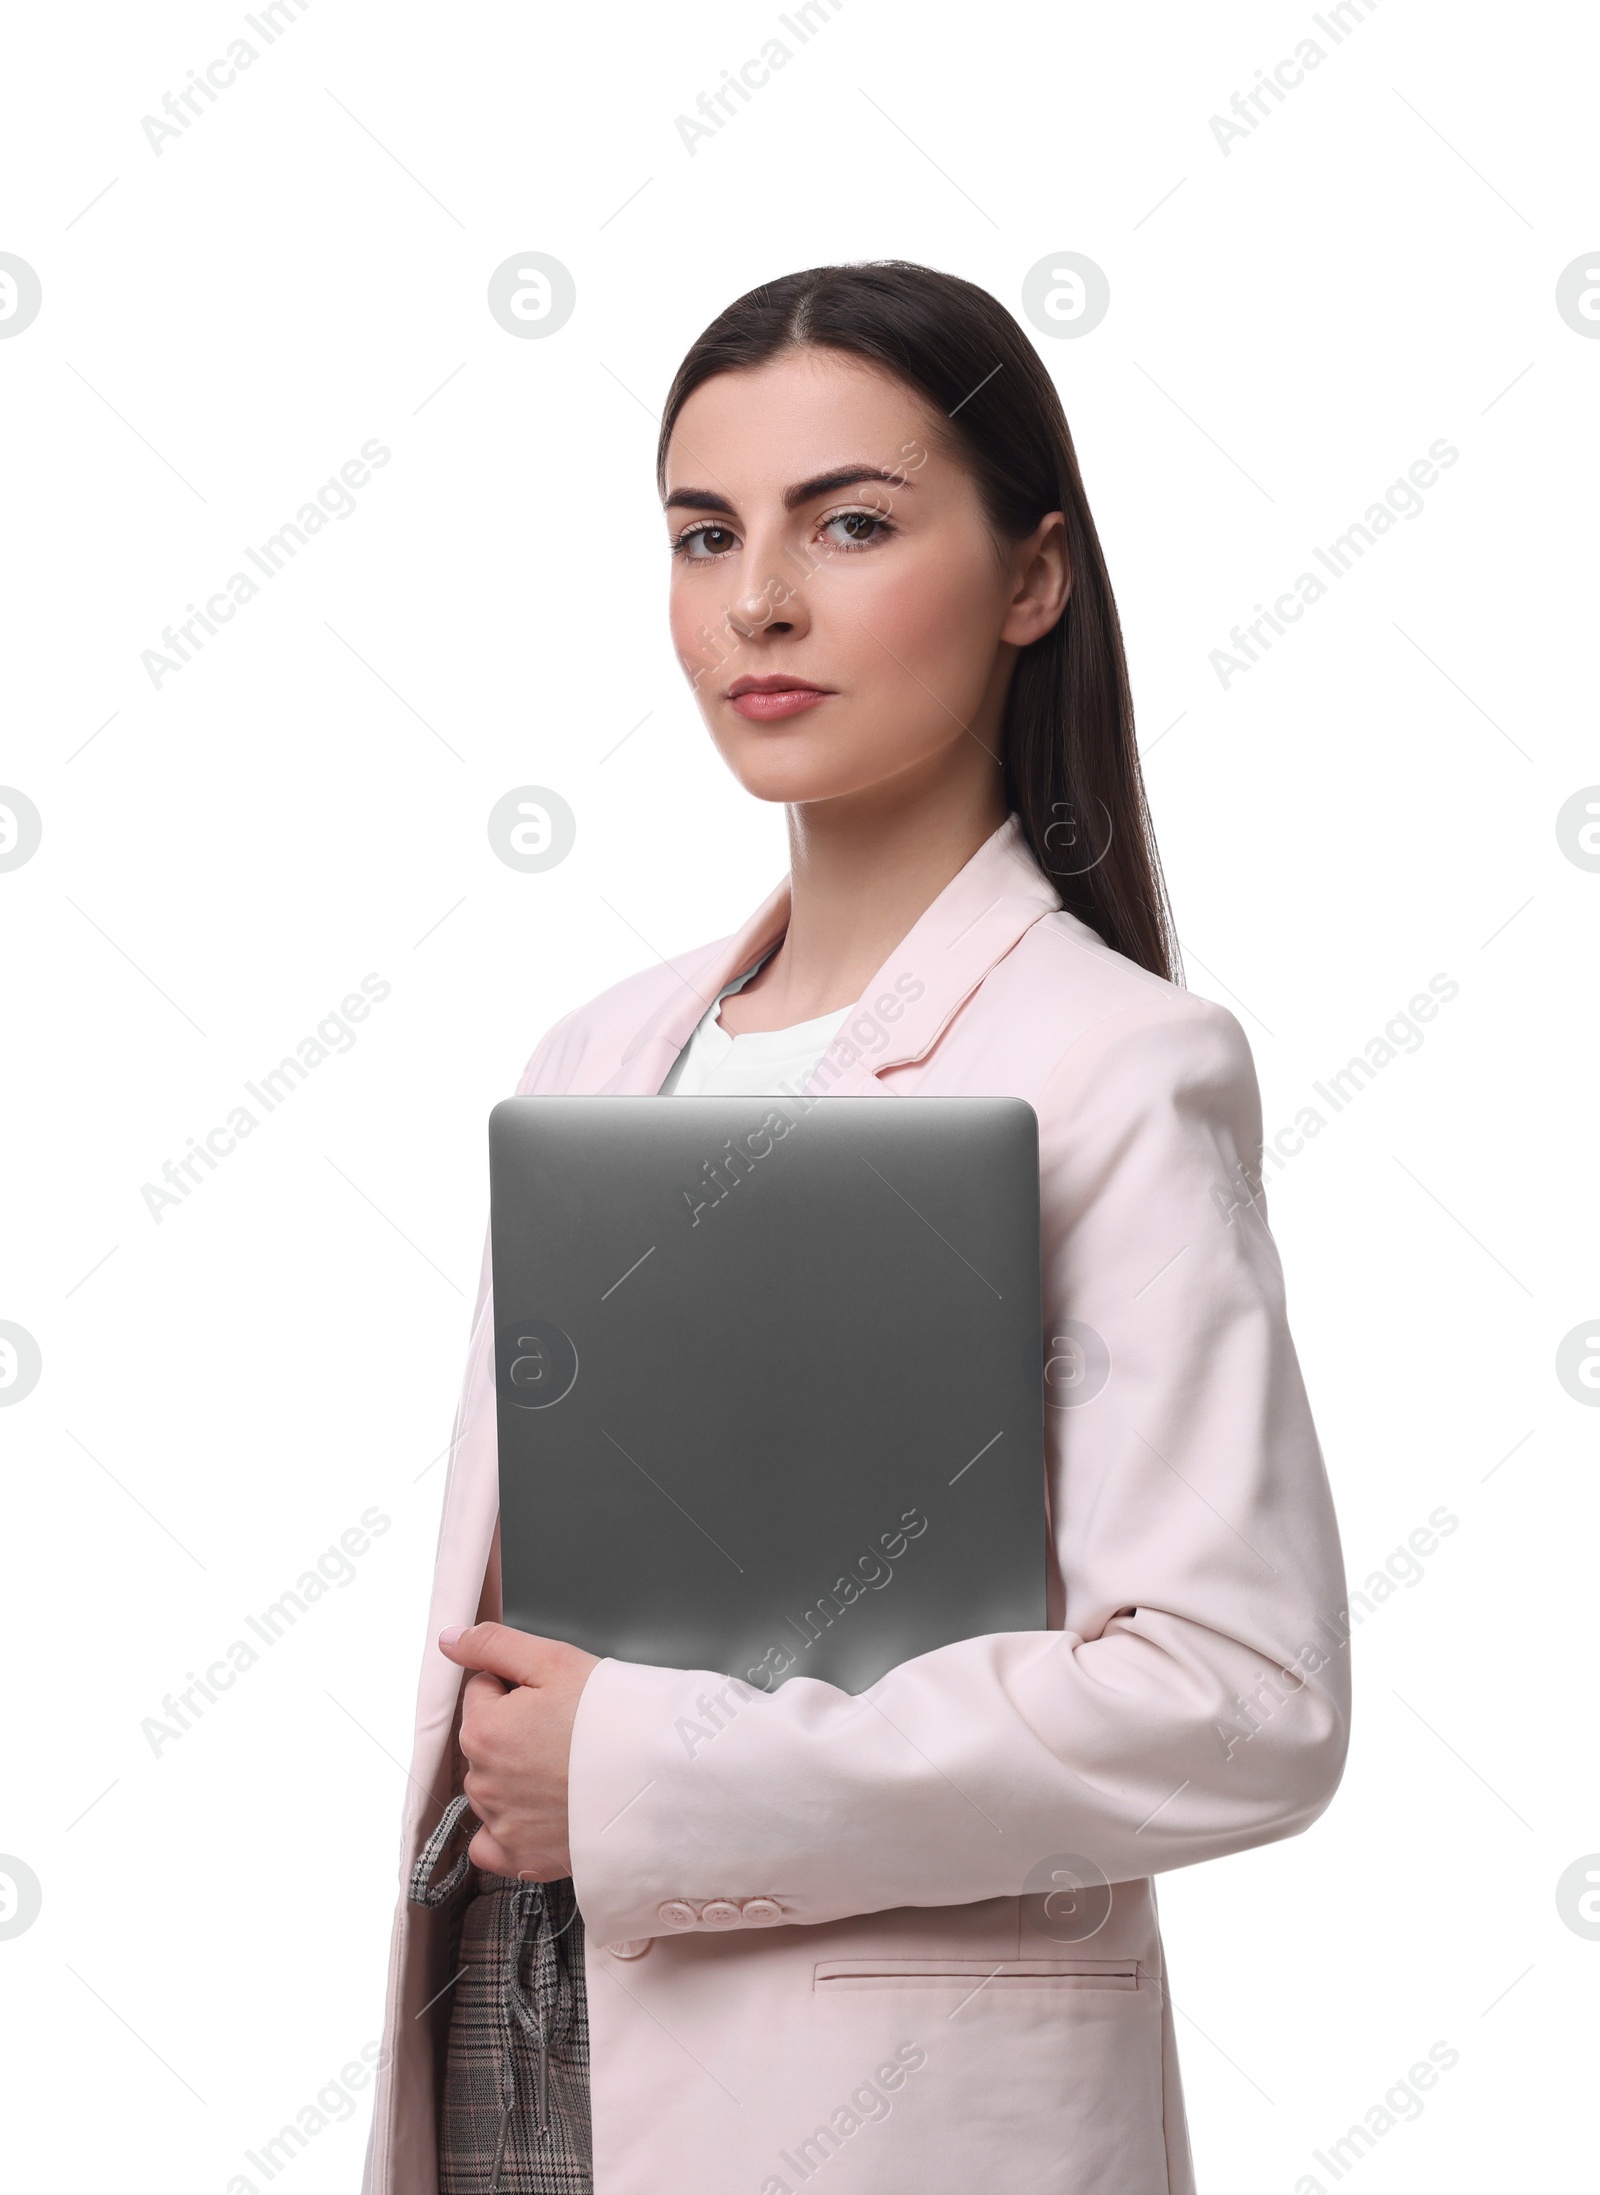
662, 348, 1068, 814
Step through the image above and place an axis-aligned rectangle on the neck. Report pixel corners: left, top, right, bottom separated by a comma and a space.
718, 751, 1009, 1034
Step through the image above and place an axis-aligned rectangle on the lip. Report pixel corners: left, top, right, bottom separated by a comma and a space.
725, 674, 835, 722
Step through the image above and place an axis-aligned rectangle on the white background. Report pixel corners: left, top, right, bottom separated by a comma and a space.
1, 1, 1595, 2188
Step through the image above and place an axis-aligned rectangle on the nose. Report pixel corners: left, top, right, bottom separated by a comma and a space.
725, 576, 800, 644
721, 509, 813, 647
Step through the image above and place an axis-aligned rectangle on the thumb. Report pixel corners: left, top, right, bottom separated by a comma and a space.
438, 1620, 558, 1687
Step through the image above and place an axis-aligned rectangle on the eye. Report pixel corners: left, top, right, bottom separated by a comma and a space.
671, 521, 740, 560
817, 506, 896, 552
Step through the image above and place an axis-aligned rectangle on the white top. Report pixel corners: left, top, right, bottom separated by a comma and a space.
658, 947, 854, 1100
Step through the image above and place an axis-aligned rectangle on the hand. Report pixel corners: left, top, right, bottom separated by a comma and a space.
438, 1622, 601, 1881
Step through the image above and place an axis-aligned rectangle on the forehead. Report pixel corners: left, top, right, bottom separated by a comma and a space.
664, 349, 940, 487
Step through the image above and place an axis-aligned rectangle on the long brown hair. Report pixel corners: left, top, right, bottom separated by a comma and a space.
656, 260, 1180, 985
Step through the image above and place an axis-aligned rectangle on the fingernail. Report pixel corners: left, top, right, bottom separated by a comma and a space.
438, 1625, 468, 1647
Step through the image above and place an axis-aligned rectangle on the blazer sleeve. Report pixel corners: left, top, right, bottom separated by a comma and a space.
564, 991, 1353, 1948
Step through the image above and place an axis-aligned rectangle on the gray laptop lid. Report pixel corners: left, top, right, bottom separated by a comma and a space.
489, 1094, 1045, 1696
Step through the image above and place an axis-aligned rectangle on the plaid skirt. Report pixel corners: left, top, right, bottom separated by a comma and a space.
409, 1795, 592, 2194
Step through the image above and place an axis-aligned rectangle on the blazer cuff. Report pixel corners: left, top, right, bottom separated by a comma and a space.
566, 1655, 817, 1948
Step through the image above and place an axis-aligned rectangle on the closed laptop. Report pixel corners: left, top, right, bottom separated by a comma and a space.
489, 1093, 1046, 1695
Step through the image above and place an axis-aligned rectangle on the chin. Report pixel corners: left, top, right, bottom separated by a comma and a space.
710, 725, 846, 797
725, 764, 871, 806
717, 727, 956, 810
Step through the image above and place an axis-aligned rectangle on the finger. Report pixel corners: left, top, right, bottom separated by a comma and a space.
461, 1670, 509, 1714
467, 1823, 518, 1876
438, 1620, 564, 1687
458, 1670, 508, 1750
469, 1827, 568, 1883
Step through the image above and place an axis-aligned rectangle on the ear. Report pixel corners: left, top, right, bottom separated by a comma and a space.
999, 512, 1071, 649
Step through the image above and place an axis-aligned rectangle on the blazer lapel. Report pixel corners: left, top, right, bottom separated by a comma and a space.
801, 813, 1064, 1097
595, 877, 792, 1096
588, 813, 1063, 1101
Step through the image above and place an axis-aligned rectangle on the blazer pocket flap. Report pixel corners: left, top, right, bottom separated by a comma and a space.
813, 1957, 1140, 1990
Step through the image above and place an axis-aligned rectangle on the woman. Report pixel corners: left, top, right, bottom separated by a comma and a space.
364, 260, 1351, 2195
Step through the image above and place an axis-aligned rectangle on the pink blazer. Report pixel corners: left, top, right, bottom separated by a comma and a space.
363, 813, 1351, 2195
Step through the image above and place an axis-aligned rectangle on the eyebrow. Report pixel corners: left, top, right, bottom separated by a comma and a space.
662, 464, 916, 517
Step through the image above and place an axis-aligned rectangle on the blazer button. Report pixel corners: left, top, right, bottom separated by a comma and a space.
740, 1897, 782, 1923
606, 1938, 652, 1959
657, 1900, 698, 1928
699, 1899, 742, 1926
